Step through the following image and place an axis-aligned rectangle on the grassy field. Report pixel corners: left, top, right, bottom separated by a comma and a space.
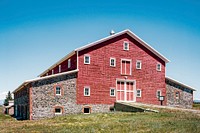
193, 103, 200, 110
0, 106, 200, 133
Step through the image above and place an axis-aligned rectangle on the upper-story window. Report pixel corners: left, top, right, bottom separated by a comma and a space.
136, 60, 142, 69
52, 69, 54, 75
123, 41, 129, 50
84, 55, 90, 64
84, 87, 90, 96
121, 59, 132, 75
157, 63, 161, 71
68, 59, 71, 68
110, 58, 116, 67
59, 65, 61, 73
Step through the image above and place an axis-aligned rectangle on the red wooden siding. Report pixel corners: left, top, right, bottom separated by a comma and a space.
77, 33, 166, 105
41, 53, 77, 77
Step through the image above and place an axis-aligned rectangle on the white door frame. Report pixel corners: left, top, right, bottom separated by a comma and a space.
116, 79, 136, 102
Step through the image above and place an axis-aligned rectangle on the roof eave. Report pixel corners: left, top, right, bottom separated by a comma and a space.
166, 76, 196, 91
38, 50, 76, 77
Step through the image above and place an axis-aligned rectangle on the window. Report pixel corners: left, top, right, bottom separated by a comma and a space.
156, 90, 162, 98
110, 58, 116, 67
52, 69, 54, 75
56, 86, 61, 95
55, 108, 62, 115
136, 89, 141, 97
84, 87, 90, 96
83, 107, 91, 114
175, 92, 180, 99
59, 65, 61, 73
136, 60, 142, 69
110, 88, 115, 96
157, 63, 161, 71
84, 55, 90, 64
68, 59, 71, 68
123, 41, 129, 50
121, 59, 132, 75
46, 73, 48, 76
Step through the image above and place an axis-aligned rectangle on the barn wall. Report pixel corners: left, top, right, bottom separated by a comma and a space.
77, 33, 166, 105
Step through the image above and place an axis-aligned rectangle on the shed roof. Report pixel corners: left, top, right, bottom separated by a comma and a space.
166, 76, 196, 91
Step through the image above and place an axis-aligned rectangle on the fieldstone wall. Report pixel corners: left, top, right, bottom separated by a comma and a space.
166, 80, 193, 108
31, 73, 113, 120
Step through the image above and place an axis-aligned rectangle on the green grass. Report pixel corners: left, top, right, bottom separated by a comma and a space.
193, 103, 200, 110
0, 108, 200, 133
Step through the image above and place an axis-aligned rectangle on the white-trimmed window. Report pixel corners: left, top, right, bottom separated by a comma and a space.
110, 88, 115, 96
56, 86, 61, 95
123, 41, 129, 50
136, 89, 141, 97
55, 108, 62, 115
59, 65, 61, 73
52, 69, 54, 75
84, 87, 90, 96
68, 59, 71, 68
110, 58, 116, 67
156, 90, 162, 98
136, 60, 142, 69
121, 59, 132, 75
84, 55, 90, 64
175, 91, 180, 99
157, 63, 161, 71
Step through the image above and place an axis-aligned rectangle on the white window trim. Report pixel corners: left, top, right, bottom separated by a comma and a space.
110, 58, 116, 67
84, 55, 90, 64
52, 69, 54, 75
157, 63, 162, 71
136, 89, 142, 97
136, 60, 142, 69
68, 59, 71, 68
123, 41, 129, 50
55, 108, 62, 115
59, 65, 61, 73
156, 90, 162, 98
121, 59, 132, 75
110, 88, 115, 96
56, 86, 61, 96
84, 87, 90, 96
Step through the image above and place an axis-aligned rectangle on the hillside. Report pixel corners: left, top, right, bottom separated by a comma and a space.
0, 108, 200, 133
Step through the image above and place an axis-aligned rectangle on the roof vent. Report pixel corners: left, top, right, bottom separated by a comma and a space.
110, 30, 115, 35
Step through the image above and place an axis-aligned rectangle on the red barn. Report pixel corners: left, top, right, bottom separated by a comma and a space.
13, 29, 195, 120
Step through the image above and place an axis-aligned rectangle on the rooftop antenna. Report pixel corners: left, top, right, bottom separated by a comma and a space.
110, 30, 115, 35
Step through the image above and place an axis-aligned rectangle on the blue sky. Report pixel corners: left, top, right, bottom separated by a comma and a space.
0, 0, 200, 100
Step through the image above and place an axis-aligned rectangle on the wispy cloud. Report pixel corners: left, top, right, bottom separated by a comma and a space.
0, 91, 8, 100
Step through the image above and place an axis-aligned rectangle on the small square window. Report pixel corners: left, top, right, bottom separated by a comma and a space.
84, 55, 90, 64
55, 108, 62, 115
136, 89, 141, 97
110, 88, 115, 96
68, 59, 71, 68
136, 60, 142, 69
84, 87, 90, 96
156, 90, 162, 98
157, 63, 161, 71
83, 107, 91, 114
123, 41, 129, 50
110, 58, 116, 67
56, 86, 61, 95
